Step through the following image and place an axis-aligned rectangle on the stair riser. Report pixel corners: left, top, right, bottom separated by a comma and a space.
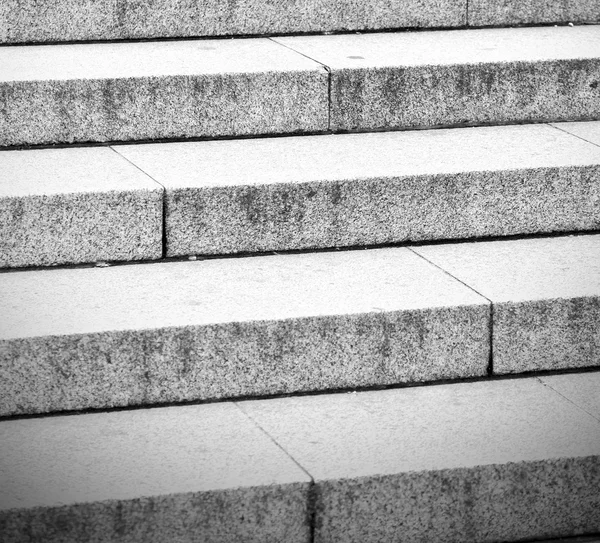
1, 0, 597, 44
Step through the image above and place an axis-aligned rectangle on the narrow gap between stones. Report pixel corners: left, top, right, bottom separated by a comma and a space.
549, 122, 600, 150
537, 378, 600, 423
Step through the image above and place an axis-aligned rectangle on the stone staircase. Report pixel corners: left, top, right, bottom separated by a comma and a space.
1, 1, 600, 542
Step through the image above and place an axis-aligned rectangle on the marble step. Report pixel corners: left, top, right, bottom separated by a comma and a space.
3, 121, 600, 268
1, 0, 597, 44
1, 234, 598, 417
1, 372, 599, 542
1, 26, 599, 147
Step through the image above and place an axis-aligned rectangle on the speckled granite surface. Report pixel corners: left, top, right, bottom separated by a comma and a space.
116, 123, 600, 256
0, 147, 163, 268
415, 235, 600, 374
276, 26, 600, 131
0, 0, 465, 43
0, 39, 328, 146
469, 0, 599, 26
0, 248, 489, 416
0, 403, 311, 542
240, 378, 600, 543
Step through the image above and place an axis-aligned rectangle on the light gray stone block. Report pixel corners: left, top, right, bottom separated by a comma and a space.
0, 0, 466, 44
414, 235, 600, 374
117, 123, 600, 256
276, 26, 600, 131
0, 39, 328, 147
0, 403, 311, 543
540, 372, 600, 421
469, 0, 599, 26
239, 378, 600, 543
0, 248, 489, 416
553, 120, 600, 147
0, 147, 162, 268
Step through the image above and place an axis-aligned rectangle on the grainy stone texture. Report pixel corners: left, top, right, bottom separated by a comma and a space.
0, 0, 466, 43
276, 26, 600, 131
469, 0, 599, 26
0, 403, 311, 543
414, 235, 600, 374
239, 378, 600, 543
0, 147, 162, 268
540, 372, 600, 421
553, 120, 600, 147
117, 123, 600, 256
0, 39, 327, 146
0, 248, 489, 416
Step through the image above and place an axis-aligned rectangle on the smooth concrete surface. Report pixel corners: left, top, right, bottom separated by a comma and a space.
0, 403, 311, 543
0, 38, 327, 146
540, 371, 600, 421
554, 121, 600, 147
0, 147, 162, 268
0, 248, 489, 416
117, 123, 600, 255
414, 235, 600, 373
276, 26, 600, 131
0, 0, 466, 43
469, 0, 599, 26
239, 378, 600, 543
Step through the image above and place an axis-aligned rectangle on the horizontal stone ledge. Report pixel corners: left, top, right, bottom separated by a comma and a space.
115, 121, 600, 257
0, 38, 328, 146
0, 248, 489, 416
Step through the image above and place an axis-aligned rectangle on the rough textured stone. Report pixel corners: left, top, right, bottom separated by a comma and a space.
0, 248, 489, 416
0, 39, 327, 146
414, 235, 600, 374
0, 147, 162, 268
553, 120, 600, 147
0, 403, 311, 543
276, 26, 600, 131
540, 372, 600, 421
469, 0, 599, 26
239, 378, 600, 543
0, 0, 466, 44
117, 123, 600, 256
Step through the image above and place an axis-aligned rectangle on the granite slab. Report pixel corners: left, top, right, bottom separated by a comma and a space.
413, 235, 600, 373
0, 0, 466, 44
0, 248, 489, 416
0, 402, 311, 543
553, 120, 600, 147
0, 147, 163, 268
239, 377, 600, 543
540, 371, 600, 421
469, 0, 599, 26
275, 26, 600, 131
0, 38, 328, 146
117, 123, 600, 256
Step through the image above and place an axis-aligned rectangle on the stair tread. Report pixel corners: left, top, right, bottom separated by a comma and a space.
0, 147, 163, 268
3, 121, 600, 268
117, 121, 600, 256
2, 26, 599, 146
1, 234, 599, 416
2, 373, 599, 542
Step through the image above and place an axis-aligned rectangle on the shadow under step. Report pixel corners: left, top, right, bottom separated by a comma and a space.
1, 234, 598, 417
3, 121, 600, 269
1, 25, 599, 146
1, 372, 599, 542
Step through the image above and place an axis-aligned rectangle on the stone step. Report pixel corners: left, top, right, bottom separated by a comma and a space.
1, 372, 599, 542
117, 121, 600, 258
1, 0, 597, 44
1, 26, 599, 147
275, 25, 600, 132
0, 147, 163, 268
1, 234, 598, 417
3, 121, 600, 268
